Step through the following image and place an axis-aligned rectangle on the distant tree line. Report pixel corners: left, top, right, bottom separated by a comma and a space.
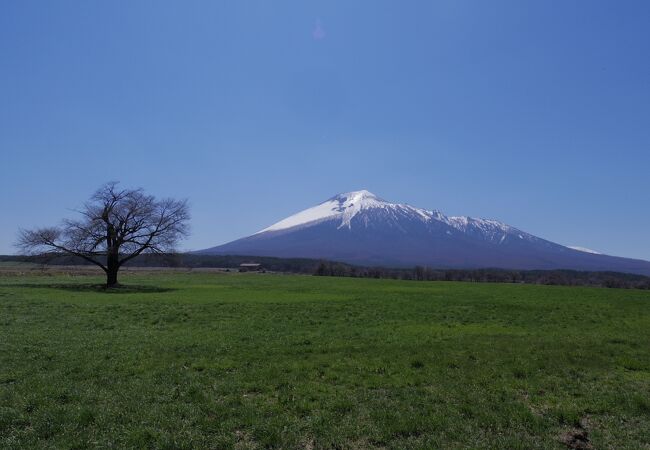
313, 261, 650, 290
0, 253, 323, 274
2, 253, 649, 290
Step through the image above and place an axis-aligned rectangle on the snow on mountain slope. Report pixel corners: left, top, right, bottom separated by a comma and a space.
257, 189, 517, 237
568, 246, 602, 255
257, 190, 433, 233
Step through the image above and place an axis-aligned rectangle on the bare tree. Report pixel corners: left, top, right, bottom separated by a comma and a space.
17, 182, 190, 287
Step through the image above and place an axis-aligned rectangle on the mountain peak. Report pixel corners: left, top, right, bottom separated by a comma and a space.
257, 190, 390, 234
331, 190, 382, 204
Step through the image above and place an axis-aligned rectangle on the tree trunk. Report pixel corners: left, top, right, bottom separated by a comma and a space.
106, 253, 119, 288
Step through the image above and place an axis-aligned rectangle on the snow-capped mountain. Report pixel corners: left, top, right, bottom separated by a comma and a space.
200, 190, 650, 275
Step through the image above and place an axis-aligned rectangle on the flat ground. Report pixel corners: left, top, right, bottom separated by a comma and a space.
1, 271, 649, 449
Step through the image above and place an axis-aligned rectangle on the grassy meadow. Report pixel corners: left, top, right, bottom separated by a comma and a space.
1, 271, 649, 449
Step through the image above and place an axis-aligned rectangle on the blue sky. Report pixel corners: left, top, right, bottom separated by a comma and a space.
1, 1, 649, 259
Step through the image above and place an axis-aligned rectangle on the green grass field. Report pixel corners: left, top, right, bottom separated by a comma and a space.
1, 272, 649, 449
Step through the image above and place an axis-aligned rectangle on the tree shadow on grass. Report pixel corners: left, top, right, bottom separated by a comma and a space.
8, 283, 176, 294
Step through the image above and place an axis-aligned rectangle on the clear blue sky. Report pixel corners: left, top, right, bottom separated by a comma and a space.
1, 1, 649, 259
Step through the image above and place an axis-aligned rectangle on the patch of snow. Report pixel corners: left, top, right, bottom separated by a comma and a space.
568, 246, 601, 255
445, 215, 518, 245
446, 216, 469, 229
445, 216, 510, 233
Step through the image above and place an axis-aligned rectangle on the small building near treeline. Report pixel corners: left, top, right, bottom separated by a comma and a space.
239, 263, 262, 272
